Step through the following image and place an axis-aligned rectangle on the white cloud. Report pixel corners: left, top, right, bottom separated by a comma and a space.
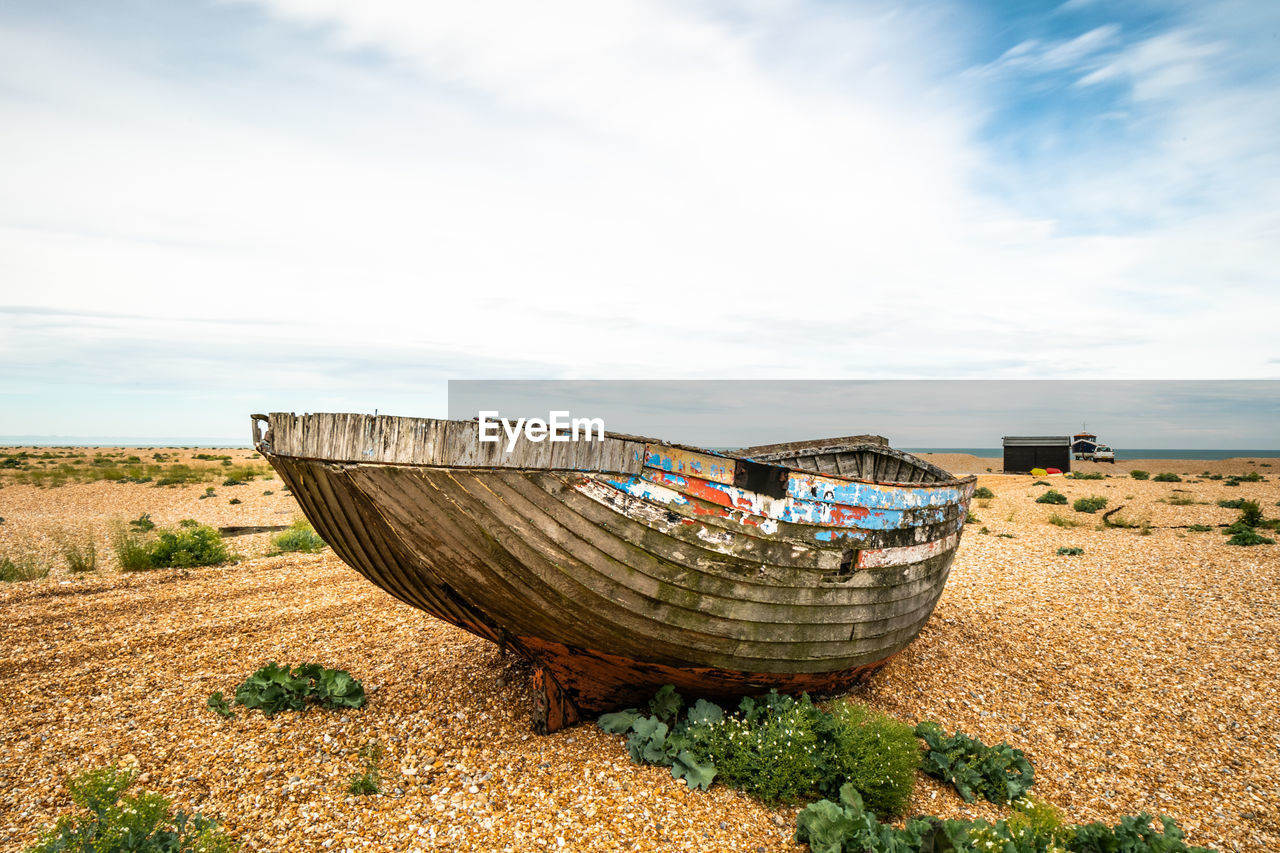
980, 23, 1121, 77
1076, 29, 1223, 98
1053, 0, 1101, 12
0, 0, 1277, 437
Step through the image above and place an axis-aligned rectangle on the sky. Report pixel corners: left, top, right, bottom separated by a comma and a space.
1, 0, 1278, 442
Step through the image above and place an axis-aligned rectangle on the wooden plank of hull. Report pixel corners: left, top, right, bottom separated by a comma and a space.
274, 457, 502, 642
608, 471, 968, 555
558, 480, 963, 620
631, 469, 967, 529
350, 464, 956, 665
359, 465, 581, 646
265, 411, 651, 474
463, 471, 952, 637
642, 445, 736, 485
281, 460, 957, 671
549, 477, 957, 600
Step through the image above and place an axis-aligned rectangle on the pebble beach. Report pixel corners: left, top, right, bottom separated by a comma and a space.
1, 449, 1277, 851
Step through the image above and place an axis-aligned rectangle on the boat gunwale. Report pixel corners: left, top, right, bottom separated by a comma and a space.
258, 413, 977, 491
733, 442, 958, 484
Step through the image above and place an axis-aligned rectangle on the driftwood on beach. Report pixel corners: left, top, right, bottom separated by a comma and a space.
218, 524, 289, 537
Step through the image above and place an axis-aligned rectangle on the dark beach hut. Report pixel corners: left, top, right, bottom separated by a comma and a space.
1002, 436, 1071, 473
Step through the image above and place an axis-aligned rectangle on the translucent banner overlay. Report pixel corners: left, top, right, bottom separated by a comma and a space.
447, 380, 1279, 453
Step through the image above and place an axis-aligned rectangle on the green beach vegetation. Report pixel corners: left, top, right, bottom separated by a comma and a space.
112, 519, 233, 571
0, 450, 268, 489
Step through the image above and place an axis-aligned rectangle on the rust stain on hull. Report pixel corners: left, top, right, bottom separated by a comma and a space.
518, 635, 898, 733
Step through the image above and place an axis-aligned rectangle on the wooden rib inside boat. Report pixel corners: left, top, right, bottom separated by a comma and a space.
252, 412, 976, 732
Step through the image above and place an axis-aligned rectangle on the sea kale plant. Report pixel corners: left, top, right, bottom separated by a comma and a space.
206, 692, 234, 719
914, 721, 1034, 804
1069, 813, 1217, 853
129, 513, 156, 532
599, 686, 919, 813
795, 789, 1215, 853
597, 686, 720, 794
796, 783, 971, 853
229, 662, 366, 717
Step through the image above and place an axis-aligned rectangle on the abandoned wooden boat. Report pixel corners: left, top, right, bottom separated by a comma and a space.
251, 413, 976, 732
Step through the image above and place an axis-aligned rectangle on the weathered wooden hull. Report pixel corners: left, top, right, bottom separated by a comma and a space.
254, 413, 975, 731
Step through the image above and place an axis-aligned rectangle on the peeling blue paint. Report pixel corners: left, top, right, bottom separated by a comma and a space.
787, 474, 964, 509
635, 469, 954, 531
644, 450, 731, 483
816, 516, 966, 542
606, 475, 690, 505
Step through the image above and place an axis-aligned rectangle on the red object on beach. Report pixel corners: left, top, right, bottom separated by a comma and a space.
1045, 467, 1062, 475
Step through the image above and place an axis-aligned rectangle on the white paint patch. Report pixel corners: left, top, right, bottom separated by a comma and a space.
695, 526, 736, 546
857, 533, 959, 569
576, 476, 760, 559
573, 478, 683, 532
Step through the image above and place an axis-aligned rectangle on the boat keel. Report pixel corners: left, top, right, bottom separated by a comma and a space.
522, 634, 896, 733
531, 667, 583, 735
